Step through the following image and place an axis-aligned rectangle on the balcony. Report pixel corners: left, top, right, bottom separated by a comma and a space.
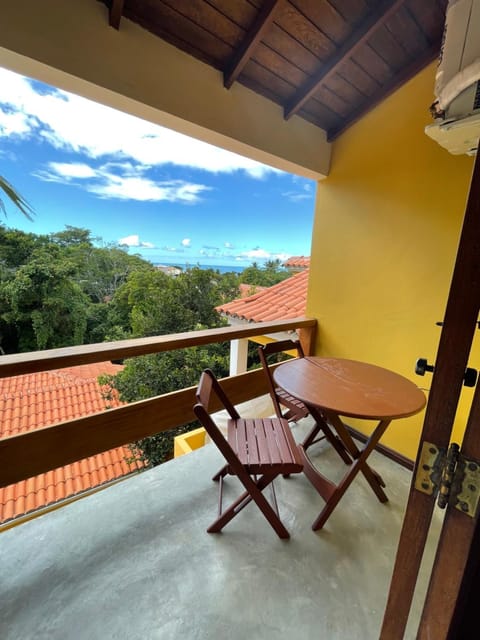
0, 319, 442, 639
0, 415, 443, 640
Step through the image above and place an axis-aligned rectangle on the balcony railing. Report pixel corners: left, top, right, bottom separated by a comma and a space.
0, 317, 316, 489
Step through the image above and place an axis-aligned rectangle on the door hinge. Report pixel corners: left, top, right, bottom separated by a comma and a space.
415, 441, 480, 518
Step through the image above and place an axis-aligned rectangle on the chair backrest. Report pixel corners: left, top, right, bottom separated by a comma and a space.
193, 369, 244, 473
258, 340, 305, 420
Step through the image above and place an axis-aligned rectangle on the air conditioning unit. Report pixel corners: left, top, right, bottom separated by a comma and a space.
425, 0, 480, 155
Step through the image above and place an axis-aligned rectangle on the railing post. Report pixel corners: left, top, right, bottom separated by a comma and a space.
229, 338, 249, 375
298, 324, 317, 356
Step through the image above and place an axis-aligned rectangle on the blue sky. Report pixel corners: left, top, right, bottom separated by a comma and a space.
0, 66, 316, 268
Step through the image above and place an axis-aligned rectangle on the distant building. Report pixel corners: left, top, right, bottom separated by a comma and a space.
155, 264, 182, 276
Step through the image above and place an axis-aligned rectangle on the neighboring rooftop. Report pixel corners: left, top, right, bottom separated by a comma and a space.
216, 269, 308, 322
0, 362, 143, 524
238, 283, 267, 298
284, 256, 311, 269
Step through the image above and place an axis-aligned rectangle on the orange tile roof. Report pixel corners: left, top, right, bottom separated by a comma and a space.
0, 362, 144, 524
283, 256, 310, 268
216, 269, 308, 322
238, 283, 267, 298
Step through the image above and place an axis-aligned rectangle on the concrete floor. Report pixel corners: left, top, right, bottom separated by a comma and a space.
0, 418, 443, 640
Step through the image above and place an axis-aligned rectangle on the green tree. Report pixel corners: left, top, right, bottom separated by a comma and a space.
101, 343, 230, 466
241, 259, 289, 287
2, 245, 89, 350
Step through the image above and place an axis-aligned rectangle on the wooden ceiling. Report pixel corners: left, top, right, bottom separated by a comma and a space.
103, 0, 448, 141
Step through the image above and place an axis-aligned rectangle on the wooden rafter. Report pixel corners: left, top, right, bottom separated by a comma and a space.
223, 0, 282, 89
109, 0, 124, 30
327, 41, 441, 141
284, 0, 405, 120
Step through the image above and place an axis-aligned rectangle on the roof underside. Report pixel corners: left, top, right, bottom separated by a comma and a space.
103, 0, 447, 140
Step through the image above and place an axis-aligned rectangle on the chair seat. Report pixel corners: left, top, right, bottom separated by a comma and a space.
227, 417, 303, 475
275, 388, 309, 420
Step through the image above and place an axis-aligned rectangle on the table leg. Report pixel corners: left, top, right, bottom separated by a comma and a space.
303, 406, 352, 465
310, 415, 391, 531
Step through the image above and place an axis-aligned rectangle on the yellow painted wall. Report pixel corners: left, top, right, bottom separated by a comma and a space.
307, 63, 475, 460
174, 427, 206, 458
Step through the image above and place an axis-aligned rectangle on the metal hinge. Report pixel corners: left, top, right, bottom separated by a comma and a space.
415, 441, 480, 518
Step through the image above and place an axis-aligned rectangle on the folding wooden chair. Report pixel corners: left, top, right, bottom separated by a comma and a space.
258, 339, 309, 422
258, 340, 352, 465
193, 369, 303, 539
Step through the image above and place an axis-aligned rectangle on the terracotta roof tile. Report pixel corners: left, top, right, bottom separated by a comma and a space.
216, 269, 309, 322
283, 256, 310, 268
0, 362, 144, 525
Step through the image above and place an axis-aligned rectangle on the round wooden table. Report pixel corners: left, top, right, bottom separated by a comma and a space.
274, 357, 426, 530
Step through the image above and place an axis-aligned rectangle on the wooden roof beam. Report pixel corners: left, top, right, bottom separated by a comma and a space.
284, 0, 405, 120
224, 0, 282, 89
109, 0, 124, 30
327, 41, 441, 141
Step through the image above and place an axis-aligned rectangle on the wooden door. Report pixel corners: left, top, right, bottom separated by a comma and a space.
380, 147, 480, 639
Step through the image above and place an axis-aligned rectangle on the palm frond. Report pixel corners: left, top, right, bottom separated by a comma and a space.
0, 176, 35, 221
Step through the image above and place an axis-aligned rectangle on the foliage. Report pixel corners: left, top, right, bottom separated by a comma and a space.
241, 259, 290, 287
0, 220, 288, 466
2, 245, 89, 351
0, 176, 35, 221
101, 343, 230, 466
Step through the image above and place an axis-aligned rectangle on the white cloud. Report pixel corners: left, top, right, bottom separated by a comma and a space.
48, 162, 97, 179
224, 241, 234, 249
118, 234, 155, 248
181, 238, 191, 247
0, 67, 282, 179
35, 161, 211, 203
235, 248, 291, 262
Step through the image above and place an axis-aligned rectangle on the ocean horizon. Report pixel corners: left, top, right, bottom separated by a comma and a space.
153, 262, 246, 274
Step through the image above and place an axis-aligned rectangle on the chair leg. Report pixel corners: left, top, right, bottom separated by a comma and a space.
212, 464, 228, 481
208, 474, 290, 539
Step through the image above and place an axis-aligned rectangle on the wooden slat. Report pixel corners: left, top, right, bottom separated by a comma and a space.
261, 23, 322, 76
327, 41, 440, 141
338, 57, 381, 97
292, 0, 352, 45
264, 419, 283, 465
245, 419, 261, 467
385, 5, 429, 58
0, 317, 316, 378
124, 1, 235, 68
274, 2, 336, 62
351, 44, 393, 86
284, 0, 405, 119
206, 0, 257, 27
272, 419, 294, 463
235, 419, 249, 465
0, 366, 275, 488
253, 418, 271, 469
109, 0, 124, 30
224, 0, 281, 89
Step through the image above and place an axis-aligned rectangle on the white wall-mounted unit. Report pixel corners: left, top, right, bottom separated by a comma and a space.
425, 0, 480, 155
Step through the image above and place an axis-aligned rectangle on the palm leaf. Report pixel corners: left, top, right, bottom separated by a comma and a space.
0, 176, 35, 221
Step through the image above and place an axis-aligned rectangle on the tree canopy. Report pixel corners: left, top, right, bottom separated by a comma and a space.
0, 223, 290, 463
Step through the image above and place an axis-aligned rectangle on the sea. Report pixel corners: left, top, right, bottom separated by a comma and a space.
153, 263, 246, 274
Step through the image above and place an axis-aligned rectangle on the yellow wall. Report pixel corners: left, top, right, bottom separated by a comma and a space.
174, 427, 206, 458
307, 63, 475, 460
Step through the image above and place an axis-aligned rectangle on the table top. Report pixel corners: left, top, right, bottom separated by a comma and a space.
273, 357, 426, 420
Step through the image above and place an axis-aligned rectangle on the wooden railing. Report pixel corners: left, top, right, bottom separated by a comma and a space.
0, 318, 316, 487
